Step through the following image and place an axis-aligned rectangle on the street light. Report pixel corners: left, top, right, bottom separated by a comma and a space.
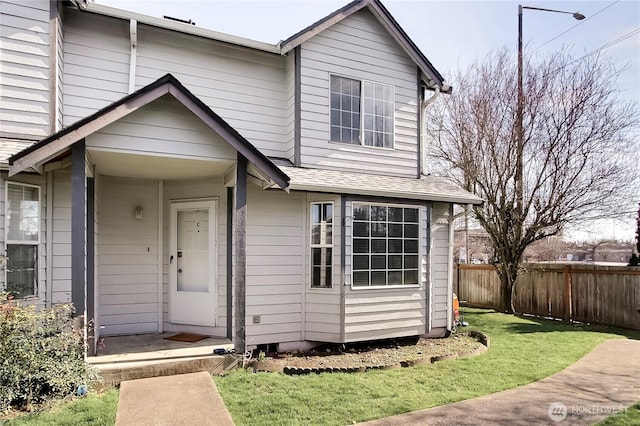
515, 5, 585, 232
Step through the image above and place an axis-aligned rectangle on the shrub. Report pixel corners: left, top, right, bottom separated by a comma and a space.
0, 293, 96, 414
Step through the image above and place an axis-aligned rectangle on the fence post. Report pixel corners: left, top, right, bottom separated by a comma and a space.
563, 265, 572, 321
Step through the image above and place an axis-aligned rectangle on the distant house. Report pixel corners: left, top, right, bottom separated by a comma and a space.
0, 0, 481, 353
454, 228, 493, 264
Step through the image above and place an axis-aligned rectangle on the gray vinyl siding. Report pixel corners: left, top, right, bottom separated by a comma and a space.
0, 0, 51, 139
162, 177, 228, 336
86, 95, 237, 162
245, 186, 304, 346
342, 199, 429, 342
61, 9, 129, 127
50, 170, 71, 304
304, 193, 341, 342
298, 9, 419, 177
97, 176, 159, 336
61, 9, 288, 158
430, 202, 451, 329
134, 24, 286, 158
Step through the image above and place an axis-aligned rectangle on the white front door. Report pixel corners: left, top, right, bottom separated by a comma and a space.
169, 201, 217, 326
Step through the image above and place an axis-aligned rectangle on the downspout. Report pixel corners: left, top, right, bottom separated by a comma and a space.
128, 20, 137, 94
448, 204, 473, 332
420, 86, 439, 176
447, 204, 454, 333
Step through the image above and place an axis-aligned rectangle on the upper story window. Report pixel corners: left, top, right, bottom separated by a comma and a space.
5, 182, 40, 298
352, 203, 419, 288
330, 76, 394, 149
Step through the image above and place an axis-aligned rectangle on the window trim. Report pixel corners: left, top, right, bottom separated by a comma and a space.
350, 201, 421, 290
309, 201, 334, 289
329, 74, 395, 150
4, 181, 41, 299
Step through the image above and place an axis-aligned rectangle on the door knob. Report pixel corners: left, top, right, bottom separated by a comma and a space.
178, 269, 183, 273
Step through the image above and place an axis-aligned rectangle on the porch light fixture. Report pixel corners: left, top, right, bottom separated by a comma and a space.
134, 206, 144, 220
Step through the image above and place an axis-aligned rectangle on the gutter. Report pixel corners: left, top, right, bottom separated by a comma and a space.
80, 3, 280, 54
285, 183, 483, 206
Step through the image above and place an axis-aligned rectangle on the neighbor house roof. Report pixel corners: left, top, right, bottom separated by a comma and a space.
77, 0, 449, 92
277, 166, 483, 205
8, 74, 290, 191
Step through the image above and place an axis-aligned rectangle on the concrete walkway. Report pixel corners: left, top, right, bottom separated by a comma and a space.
360, 339, 640, 425
115, 372, 234, 426
114, 339, 639, 426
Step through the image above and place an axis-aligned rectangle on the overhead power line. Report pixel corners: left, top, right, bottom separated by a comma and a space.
560, 27, 640, 70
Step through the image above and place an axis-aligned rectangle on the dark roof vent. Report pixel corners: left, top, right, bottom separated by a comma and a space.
163, 15, 196, 25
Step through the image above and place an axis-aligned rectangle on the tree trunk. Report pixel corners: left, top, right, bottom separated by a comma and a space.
498, 264, 519, 313
499, 273, 512, 313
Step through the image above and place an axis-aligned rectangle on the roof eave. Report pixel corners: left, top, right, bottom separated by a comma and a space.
288, 183, 483, 205
81, 3, 280, 54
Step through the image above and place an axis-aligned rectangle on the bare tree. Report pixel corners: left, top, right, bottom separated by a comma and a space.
425, 48, 639, 312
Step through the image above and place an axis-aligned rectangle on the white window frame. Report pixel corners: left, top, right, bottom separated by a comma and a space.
4, 181, 41, 299
329, 75, 395, 149
350, 202, 421, 289
309, 202, 334, 289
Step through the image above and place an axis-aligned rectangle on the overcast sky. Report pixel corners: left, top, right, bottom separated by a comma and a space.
94, 0, 640, 241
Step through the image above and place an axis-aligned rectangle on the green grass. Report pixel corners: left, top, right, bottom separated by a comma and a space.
214, 309, 640, 425
2, 389, 118, 426
597, 402, 640, 425
5, 309, 638, 425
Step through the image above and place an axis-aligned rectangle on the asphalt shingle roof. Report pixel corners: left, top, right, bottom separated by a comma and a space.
278, 166, 483, 204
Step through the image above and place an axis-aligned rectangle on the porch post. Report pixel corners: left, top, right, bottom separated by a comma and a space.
86, 178, 95, 330
226, 187, 233, 340
234, 154, 247, 355
71, 140, 86, 319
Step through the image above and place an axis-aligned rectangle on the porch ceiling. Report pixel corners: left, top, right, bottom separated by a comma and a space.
88, 149, 234, 180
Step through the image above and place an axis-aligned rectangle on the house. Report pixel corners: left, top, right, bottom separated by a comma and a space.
0, 0, 482, 354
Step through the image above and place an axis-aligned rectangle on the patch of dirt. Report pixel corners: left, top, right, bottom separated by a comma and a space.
250, 332, 488, 373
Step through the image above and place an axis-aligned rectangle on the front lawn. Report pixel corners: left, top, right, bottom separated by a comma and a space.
3, 389, 118, 426
214, 309, 639, 425
5, 309, 638, 425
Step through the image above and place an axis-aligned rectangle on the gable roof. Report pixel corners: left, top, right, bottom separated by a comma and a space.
8, 74, 290, 190
278, 0, 449, 92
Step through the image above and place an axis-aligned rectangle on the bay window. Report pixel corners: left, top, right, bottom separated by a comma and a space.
310, 202, 333, 288
352, 203, 420, 287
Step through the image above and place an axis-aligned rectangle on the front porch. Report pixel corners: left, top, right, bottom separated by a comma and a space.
87, 333, 235, 387
7, 74, 291, 358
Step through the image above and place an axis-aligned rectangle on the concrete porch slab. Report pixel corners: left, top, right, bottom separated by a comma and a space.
88, 333, 236, 388
89, 333, 233, 364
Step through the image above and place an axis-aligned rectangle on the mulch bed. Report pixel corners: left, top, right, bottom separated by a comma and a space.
249, 331, 489, 374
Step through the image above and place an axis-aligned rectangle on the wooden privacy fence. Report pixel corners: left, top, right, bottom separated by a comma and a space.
455, 263, 640, 330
